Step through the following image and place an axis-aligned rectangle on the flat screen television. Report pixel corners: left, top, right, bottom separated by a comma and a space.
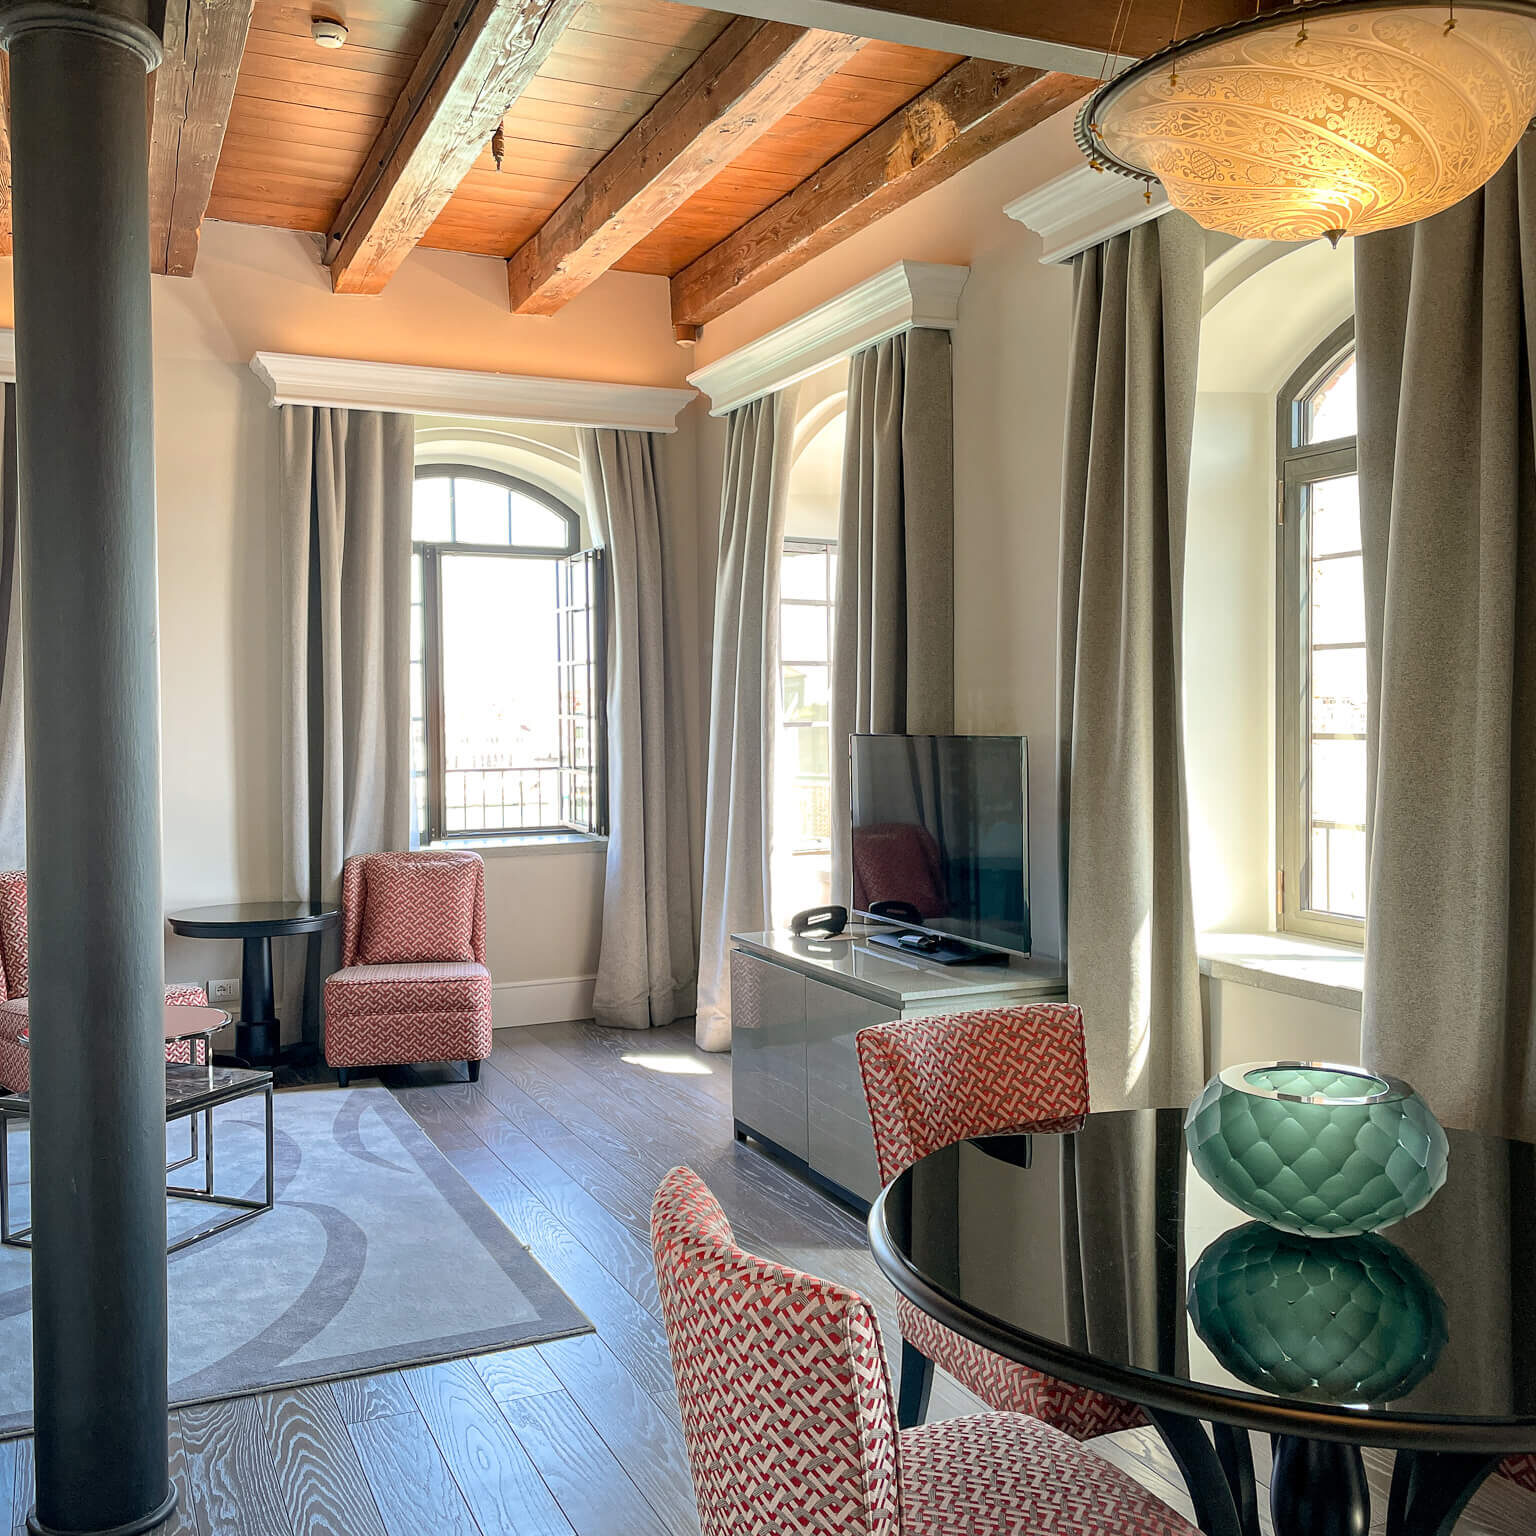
850, 734, 1030, 960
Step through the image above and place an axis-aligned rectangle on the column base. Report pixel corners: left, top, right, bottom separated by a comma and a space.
27, 1489, 177, 1536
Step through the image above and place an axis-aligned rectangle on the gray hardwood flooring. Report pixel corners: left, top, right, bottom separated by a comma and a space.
0, 1020, 1528, 1535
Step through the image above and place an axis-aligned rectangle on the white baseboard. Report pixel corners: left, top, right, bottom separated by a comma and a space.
492, 975, 596, 1029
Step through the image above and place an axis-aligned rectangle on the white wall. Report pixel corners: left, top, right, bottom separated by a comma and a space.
0, 222, 698, 1027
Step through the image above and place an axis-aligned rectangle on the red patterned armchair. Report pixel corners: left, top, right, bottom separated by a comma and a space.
650, 1165, 1199, 1536
856, 1003, 1144, 1439
0, 870, 209, 1093
323, 850, 493, 1086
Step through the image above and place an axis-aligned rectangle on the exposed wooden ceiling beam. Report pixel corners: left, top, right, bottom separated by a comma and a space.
326, 0, 584, 296
0, 60, 11, 259
148, 0, 256, 277
671, 64, 1094, 330
507, 19, 867, 316
698, 0, 1265, 74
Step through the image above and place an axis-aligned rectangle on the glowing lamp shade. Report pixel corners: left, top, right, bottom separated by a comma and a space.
1078, 1, 1536, 243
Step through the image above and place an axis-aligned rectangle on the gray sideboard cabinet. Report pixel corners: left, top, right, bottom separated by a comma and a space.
729, 930, 1067, 1209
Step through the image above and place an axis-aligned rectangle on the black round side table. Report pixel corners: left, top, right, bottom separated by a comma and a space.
167, 901, 338, 1067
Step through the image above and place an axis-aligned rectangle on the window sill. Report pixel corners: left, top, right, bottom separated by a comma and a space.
1198, 931, 1363, 1013
426, 834, 608, 859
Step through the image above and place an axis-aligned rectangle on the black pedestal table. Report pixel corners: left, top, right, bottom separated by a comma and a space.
167, 902, 339, 1067
867, 1111, 1536, 1536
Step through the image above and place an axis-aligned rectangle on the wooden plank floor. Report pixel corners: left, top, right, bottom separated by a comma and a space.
2, 1020, 1530, 1535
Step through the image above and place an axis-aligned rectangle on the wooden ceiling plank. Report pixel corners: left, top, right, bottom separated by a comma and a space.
671, 63, 1093, 327
568, 0, 732, 51
149, 0, 258, 277
325, 0, 587, 295
508, 17, 864, 315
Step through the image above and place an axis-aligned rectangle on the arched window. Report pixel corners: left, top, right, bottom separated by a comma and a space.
411, 466, 605, 841
1277, 322, 1362, 940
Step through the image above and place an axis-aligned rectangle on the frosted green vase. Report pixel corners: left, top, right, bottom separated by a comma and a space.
1185, 1063, 1449, 1238
1188, 1221, 1446, 1403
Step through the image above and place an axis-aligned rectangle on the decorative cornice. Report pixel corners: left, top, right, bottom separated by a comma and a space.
249, 353, 696, 433
1004, 163, 1168, 266
688, 261, 969, 417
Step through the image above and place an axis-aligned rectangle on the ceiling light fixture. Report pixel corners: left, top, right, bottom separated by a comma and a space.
1077, 0, 1536, 244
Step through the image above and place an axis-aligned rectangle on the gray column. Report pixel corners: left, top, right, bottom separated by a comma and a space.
0, 2, 173, 1532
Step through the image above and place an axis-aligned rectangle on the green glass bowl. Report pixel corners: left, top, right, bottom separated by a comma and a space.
1187, 1221, 1447, 1403
1185, 1062, 1449, 1237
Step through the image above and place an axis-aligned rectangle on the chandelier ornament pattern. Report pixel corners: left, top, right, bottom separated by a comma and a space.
1076, 0, 1536, 243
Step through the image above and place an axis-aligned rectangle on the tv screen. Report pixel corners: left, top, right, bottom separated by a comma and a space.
850, 734, 1030, 956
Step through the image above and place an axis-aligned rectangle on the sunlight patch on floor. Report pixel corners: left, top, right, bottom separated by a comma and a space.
621, 1053, 713, 1077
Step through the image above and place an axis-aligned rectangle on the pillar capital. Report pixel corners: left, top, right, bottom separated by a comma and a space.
0, 0, 160, 67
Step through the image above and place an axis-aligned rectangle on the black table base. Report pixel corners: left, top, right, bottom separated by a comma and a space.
1145, 1407, 1502, 1536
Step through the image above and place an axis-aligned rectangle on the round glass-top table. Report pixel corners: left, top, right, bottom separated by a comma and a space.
868, 1108, 1536, 1536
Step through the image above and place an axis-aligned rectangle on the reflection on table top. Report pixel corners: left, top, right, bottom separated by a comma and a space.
873, 1108, 1536, 1440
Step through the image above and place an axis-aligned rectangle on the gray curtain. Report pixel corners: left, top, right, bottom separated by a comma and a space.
0, 387, 22, 871
830, 329, 955, 902
579, 428, 697, 1031
696, 389, 797, 1052
1356, 148, 1536, 1140
279, 405, 413, 1046
1058, 213, 1205, 1111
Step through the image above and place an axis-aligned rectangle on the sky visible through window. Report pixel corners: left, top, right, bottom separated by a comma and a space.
1302, 355, 1366, 920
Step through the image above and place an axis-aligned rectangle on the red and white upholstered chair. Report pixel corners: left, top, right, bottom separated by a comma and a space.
856, 1003, 1145, 1438
0, 869, 209, 1093
323, 850, 493, 1087
1499, 1454, 1536, 1498
651, 1165, 1200, 1536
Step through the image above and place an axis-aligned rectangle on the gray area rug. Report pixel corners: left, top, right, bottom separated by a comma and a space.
0, 1084, 590, 1435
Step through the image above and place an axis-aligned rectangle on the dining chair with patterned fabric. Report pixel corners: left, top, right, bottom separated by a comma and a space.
856, 1002, 1146, 1437
650, 1164, 1200, 1536
1499, 1454, 1536, 1498
0, 869, 210, 1093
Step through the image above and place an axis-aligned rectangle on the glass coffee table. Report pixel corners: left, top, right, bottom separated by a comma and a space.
0, 1062, 274, 1254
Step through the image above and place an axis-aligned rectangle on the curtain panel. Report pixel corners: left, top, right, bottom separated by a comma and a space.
696, 389, 797, 1052
278, 405, 413, 1048
830, 328, 955, 903
1355, 147, 1536, 1140
579, 427, 697, 1031
0, 386, 21, 872
1058, 213, 1206, 1111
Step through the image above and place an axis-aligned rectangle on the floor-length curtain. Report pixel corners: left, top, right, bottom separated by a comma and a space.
1356, 148, 1536, 1140
696, 389, 797, 1051
580, 427, 697, 1031
1058, 213, 1205, 1111
0, 387, 22, 871
830, 328, 954, 902
279, 405, 413, 1047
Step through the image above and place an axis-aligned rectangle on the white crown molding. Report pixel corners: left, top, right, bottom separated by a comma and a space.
1005, 163, 1168, 266
249, 353, 695, 433
0, 331, 14, 383
688, 261, 969, 417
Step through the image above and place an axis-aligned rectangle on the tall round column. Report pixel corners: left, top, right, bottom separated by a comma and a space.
0, 2, 173, 1531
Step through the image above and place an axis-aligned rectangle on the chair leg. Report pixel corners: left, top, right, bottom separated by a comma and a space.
897, 1339, 934, 1429
336, 1067, 349, 1088
467, 1059, 481, 1083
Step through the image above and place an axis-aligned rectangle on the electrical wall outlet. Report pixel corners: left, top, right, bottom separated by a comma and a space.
207, 977, 241, 1006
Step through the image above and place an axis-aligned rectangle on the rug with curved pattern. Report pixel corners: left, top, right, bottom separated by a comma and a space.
0, 1084, 591, 1434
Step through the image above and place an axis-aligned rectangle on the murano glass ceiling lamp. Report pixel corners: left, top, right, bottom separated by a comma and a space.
1076, 0, 1536, 244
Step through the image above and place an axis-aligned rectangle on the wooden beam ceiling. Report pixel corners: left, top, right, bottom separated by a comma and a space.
325, 0, 587, 296
148, 0, 256, 277
698, 0, 1267, 73
506, 18, 866, 315
671, 62, 1093, 329
0, 60, 10, 259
